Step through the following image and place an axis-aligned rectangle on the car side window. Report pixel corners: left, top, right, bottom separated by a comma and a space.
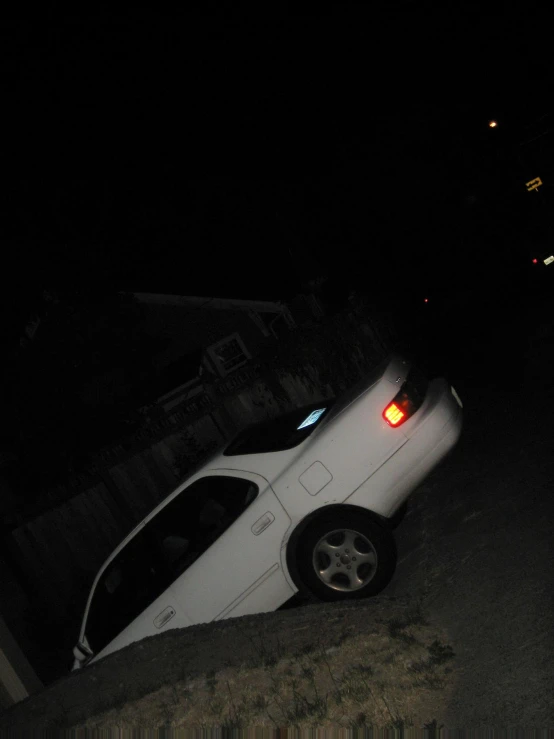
146, 476, 259, 577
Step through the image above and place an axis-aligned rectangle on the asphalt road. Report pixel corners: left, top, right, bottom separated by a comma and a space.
384, 323, 554, 727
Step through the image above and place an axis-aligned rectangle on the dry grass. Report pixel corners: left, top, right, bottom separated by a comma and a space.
72, 609, 455, 731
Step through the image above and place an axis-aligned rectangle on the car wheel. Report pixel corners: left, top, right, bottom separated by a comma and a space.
295, 510, 397, 602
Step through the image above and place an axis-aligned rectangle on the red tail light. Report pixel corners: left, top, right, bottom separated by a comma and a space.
384, 403, 405, 426
383, 366, 428, 428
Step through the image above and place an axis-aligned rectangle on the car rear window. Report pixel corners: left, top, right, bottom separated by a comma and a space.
224, 401, 334, 455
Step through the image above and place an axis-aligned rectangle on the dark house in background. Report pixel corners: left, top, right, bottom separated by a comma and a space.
132, 292, 325, 419
11, 289, 325, 455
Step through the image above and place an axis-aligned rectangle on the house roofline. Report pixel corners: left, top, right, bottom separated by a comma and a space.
129, 292, 294, 319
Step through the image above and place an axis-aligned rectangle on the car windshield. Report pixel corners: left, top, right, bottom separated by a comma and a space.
224, 401, 333, 455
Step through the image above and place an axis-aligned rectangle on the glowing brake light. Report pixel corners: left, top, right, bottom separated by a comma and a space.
384, 403, 405, 426
382, 366, 429, 428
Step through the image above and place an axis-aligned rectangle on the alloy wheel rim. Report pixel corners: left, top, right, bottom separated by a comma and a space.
312, 528, 378, 592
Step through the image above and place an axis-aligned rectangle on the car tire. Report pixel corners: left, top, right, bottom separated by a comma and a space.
295, 509, 397, 602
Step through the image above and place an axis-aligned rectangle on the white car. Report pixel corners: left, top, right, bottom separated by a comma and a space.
72, 355, 463, 669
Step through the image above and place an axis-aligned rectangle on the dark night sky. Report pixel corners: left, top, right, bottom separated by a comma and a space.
1, 6, 552, 315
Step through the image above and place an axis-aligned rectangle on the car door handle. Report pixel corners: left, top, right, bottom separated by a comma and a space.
251, 512, 275, 536
154, 606, 176, 629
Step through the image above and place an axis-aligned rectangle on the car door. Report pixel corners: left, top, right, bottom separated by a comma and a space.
169, 470, 294, 624
83, 525, 193, 665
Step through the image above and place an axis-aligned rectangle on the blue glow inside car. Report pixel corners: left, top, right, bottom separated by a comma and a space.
297, 408, 326, 430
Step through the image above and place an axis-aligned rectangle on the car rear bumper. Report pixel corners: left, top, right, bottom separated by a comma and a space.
344, 378, 463, 518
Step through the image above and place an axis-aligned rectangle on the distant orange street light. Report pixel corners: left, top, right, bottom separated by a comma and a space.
488, 120, 498, 128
